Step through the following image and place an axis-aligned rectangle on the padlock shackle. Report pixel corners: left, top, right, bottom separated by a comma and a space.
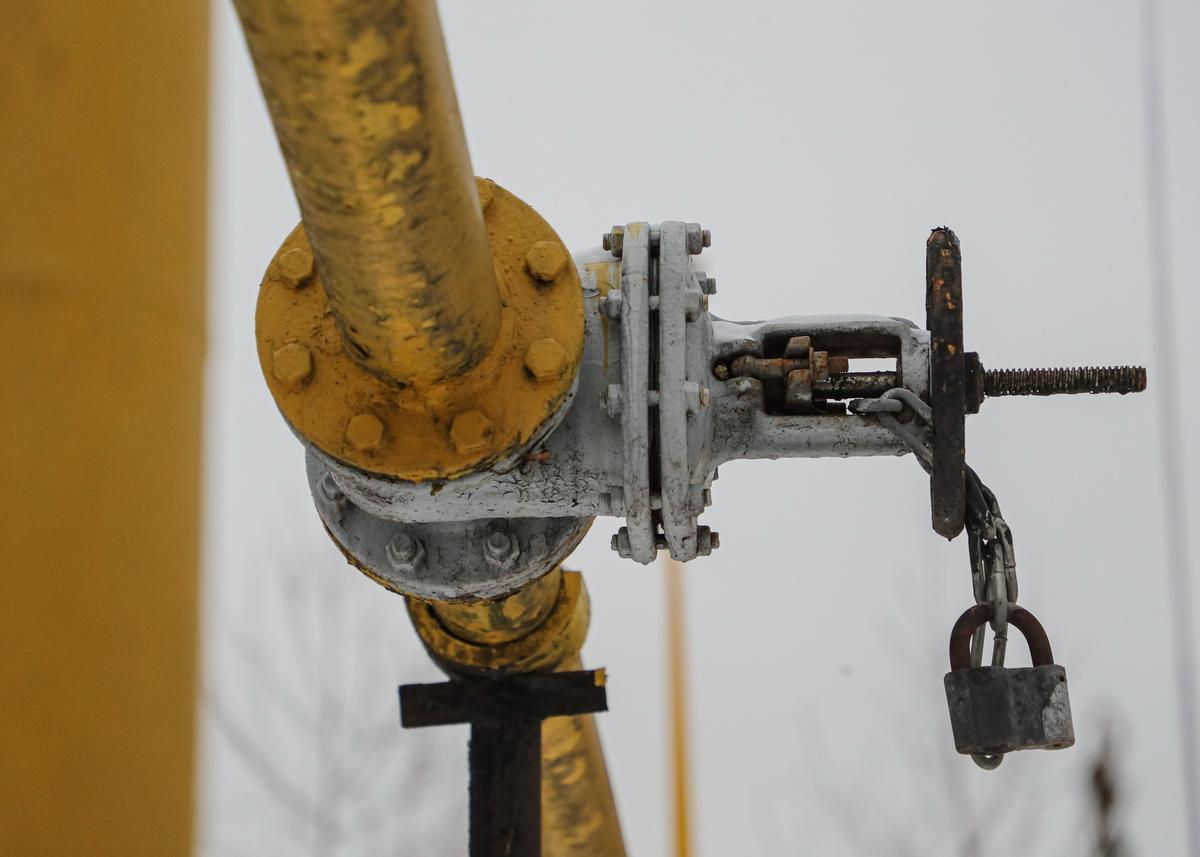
948, 604, 1055, 671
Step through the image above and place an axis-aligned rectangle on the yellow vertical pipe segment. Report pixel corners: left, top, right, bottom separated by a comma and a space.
232, 0, 501, 386
665, 557, 693, 857
0, 3, 207, 855
415, 570, 627, 856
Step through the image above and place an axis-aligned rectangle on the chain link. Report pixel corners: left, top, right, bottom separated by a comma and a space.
850, 389, 1020, 769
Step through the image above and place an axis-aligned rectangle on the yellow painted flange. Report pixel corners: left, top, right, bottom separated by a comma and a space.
255, 178, 584, 481
406, 570, 590, 676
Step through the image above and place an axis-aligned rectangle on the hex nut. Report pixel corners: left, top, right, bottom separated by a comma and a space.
603, 384, 623, 417
316, 471, 344, 507
524, 338, 570, 381
277, 247, 315, 287
345, 413, 385, 452
272, 343, 314, 387
604, 226, 625, 258
385, 532, 425, 572
525, 240, 567, 283
450, 410, 494, 454
483, 529, 520, 568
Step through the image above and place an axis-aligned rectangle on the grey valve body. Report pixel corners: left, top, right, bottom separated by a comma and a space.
305, 222, 932, 600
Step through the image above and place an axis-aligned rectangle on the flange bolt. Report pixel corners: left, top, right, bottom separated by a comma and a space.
483, 529, 520, 568
385, 532, 425, 572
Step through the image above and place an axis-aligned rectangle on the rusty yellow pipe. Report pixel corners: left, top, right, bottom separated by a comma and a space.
412, 570, 627, 856
0, 2, 206, 854
233, 0, 500, 386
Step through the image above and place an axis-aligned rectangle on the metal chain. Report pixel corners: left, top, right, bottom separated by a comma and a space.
850, 389, 1020, 770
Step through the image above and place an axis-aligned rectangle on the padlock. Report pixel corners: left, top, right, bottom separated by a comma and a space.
944, 604, 1074, 757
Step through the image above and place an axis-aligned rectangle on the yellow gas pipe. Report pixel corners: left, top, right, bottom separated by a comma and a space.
233, 0, 500, 387
235, 1, 623, 852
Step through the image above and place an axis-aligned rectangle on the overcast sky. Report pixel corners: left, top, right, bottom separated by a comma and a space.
203, 2, 1200, 854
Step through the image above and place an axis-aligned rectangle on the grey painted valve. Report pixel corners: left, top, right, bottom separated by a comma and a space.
305, 222, 1145, 601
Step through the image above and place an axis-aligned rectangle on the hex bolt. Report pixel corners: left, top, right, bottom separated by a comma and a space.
385, 532, 425, 572
476, 177, 495, 211
272, 343, 314, 387
685, 223, 710, 255
696, 526, 719, 556
603, 226, 625, 258
524, 338, 570, 381
277, 247, 315, 287
610, 527, 632, 558
683, 381, 708, 415
526, 240, 567, 283
345, 413, 385, 452
483, 529, 520, 568
604, 291, 623, 319
603, 384, 624, 417
450, 410, 494, 454
316, 471, 345, 507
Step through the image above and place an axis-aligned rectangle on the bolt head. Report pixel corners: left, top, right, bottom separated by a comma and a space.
277, 247, 314, 287
450, 410, 494, 454
272, 343, 314, 387
525, 240, 568, 283
345, 413, 385, 452
685, 223, 708, 255
611, 528, 632, 558
316, 471, 345, 508
603, 383, 623, 417
476, 178, 495, 211
483, 529, 520, 567
385, 532, 424, 571
524, 338, 570, 381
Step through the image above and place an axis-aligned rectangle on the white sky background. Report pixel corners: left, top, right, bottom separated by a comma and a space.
203, 2, 1200, 855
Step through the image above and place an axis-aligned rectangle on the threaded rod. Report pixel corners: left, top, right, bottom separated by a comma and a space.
984, 366, 1147, 397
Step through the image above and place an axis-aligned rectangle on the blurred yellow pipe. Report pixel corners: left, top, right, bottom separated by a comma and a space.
0, 2, 207, 855
665, 557, 693, 857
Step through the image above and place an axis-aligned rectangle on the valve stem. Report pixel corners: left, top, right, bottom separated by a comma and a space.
984, 366, 1147, 397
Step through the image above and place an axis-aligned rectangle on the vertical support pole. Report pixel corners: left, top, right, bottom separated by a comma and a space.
470, 721, 542, 857
401, 670, 610, 857
0, 2, 206, 855
665, 558, 693, 857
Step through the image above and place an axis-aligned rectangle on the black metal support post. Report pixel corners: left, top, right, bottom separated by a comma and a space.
399, 669, 609, 857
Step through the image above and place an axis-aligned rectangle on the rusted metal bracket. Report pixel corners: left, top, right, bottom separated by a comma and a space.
400, 669, 609, 857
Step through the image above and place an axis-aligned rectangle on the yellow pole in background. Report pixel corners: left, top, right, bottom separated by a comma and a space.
0, 3, 207, 855
665, 557, 693, 857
